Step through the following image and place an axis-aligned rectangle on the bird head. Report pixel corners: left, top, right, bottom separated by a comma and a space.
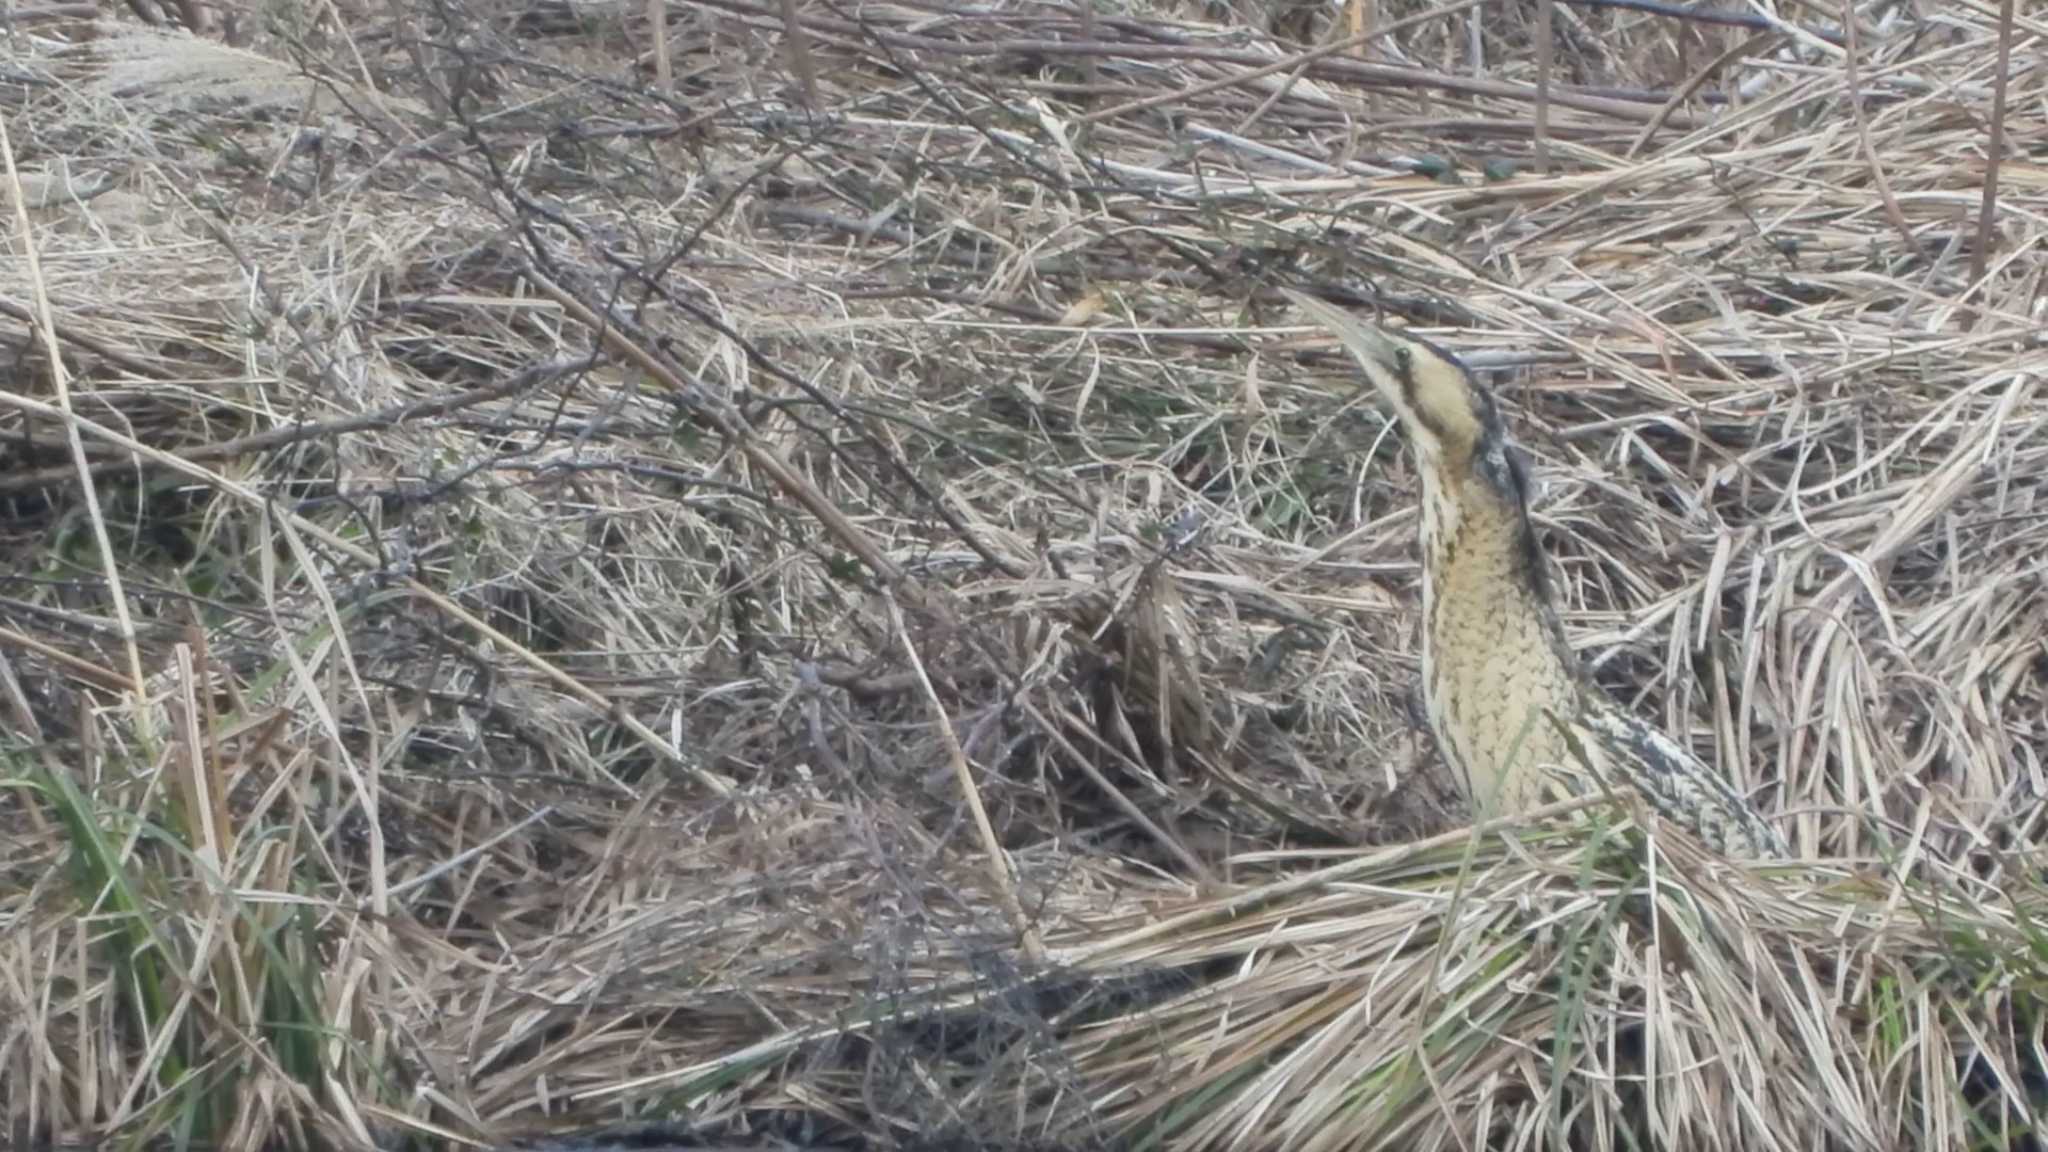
1282, 289, 1500, 468
1283, 288, 1532, 509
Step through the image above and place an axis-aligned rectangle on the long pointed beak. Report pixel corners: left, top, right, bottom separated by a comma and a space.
1279, 288, 1401, 377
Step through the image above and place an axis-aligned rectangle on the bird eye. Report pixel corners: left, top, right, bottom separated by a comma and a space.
1394, 346, 1412, 372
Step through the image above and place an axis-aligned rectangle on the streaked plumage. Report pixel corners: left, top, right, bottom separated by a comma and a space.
1285, 288, 1785, 859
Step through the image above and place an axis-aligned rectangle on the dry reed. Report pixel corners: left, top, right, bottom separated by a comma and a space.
2, 0, 2044, 1148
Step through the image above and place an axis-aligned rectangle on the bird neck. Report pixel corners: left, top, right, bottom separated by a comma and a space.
1415, 467, 1580, 679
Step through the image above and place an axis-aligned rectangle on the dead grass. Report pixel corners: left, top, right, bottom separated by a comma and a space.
2, 0, 2045, 1149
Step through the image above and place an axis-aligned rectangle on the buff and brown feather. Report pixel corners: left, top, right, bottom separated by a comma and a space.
1285, 289, 1786, 859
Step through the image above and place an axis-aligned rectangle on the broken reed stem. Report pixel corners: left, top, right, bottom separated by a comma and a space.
1534, 0, 1553, 173
649, 0, 670, 89
1077, 0, 1098, 90
1078, 0, 1490, 127
0, 624, 128, 692
1466, 3, 1481, 76
172, 639, 248, 1030
779, 0, 818, 108
1840, 0, 1914, 251
182, 623, 234, 868
0, 3, 101, 23
1968, 0, 2015, 294
888, 594, 1047, 965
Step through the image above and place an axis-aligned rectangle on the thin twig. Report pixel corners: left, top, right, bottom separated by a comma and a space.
387, 805, 557, 898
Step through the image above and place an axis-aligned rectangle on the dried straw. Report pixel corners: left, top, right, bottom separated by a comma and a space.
2, 0, 2043, 1148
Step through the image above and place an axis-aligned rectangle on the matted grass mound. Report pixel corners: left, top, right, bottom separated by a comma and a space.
672, 809, 2048, 1149
2, 0, 2043, 1148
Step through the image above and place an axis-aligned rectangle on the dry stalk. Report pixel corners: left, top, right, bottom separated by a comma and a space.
0, 108, 147, 709
648, 0, 670, 89
1079, 0, 1492, 127
1968, 0, 2016, 293
778, 0, 818, 107
0, 623, 129, 692
888, 593, 1046, 965
5, 3, 2045, 1145
1839, 0, 1914, 251
0, 355, 595, 495
1534, 0, 1553, 174
0, 3, 101, 24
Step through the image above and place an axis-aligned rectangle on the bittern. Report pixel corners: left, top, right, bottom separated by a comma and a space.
1285, 289, 1786, 860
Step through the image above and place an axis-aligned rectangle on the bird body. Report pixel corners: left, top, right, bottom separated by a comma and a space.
1285, 289, 1785, 859
1419, 467, 1580, 817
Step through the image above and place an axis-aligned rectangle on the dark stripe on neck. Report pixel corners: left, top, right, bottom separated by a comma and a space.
1470, 433, 1553, 605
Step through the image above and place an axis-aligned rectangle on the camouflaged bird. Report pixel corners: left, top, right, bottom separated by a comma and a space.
1284, 288, 1786, 860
